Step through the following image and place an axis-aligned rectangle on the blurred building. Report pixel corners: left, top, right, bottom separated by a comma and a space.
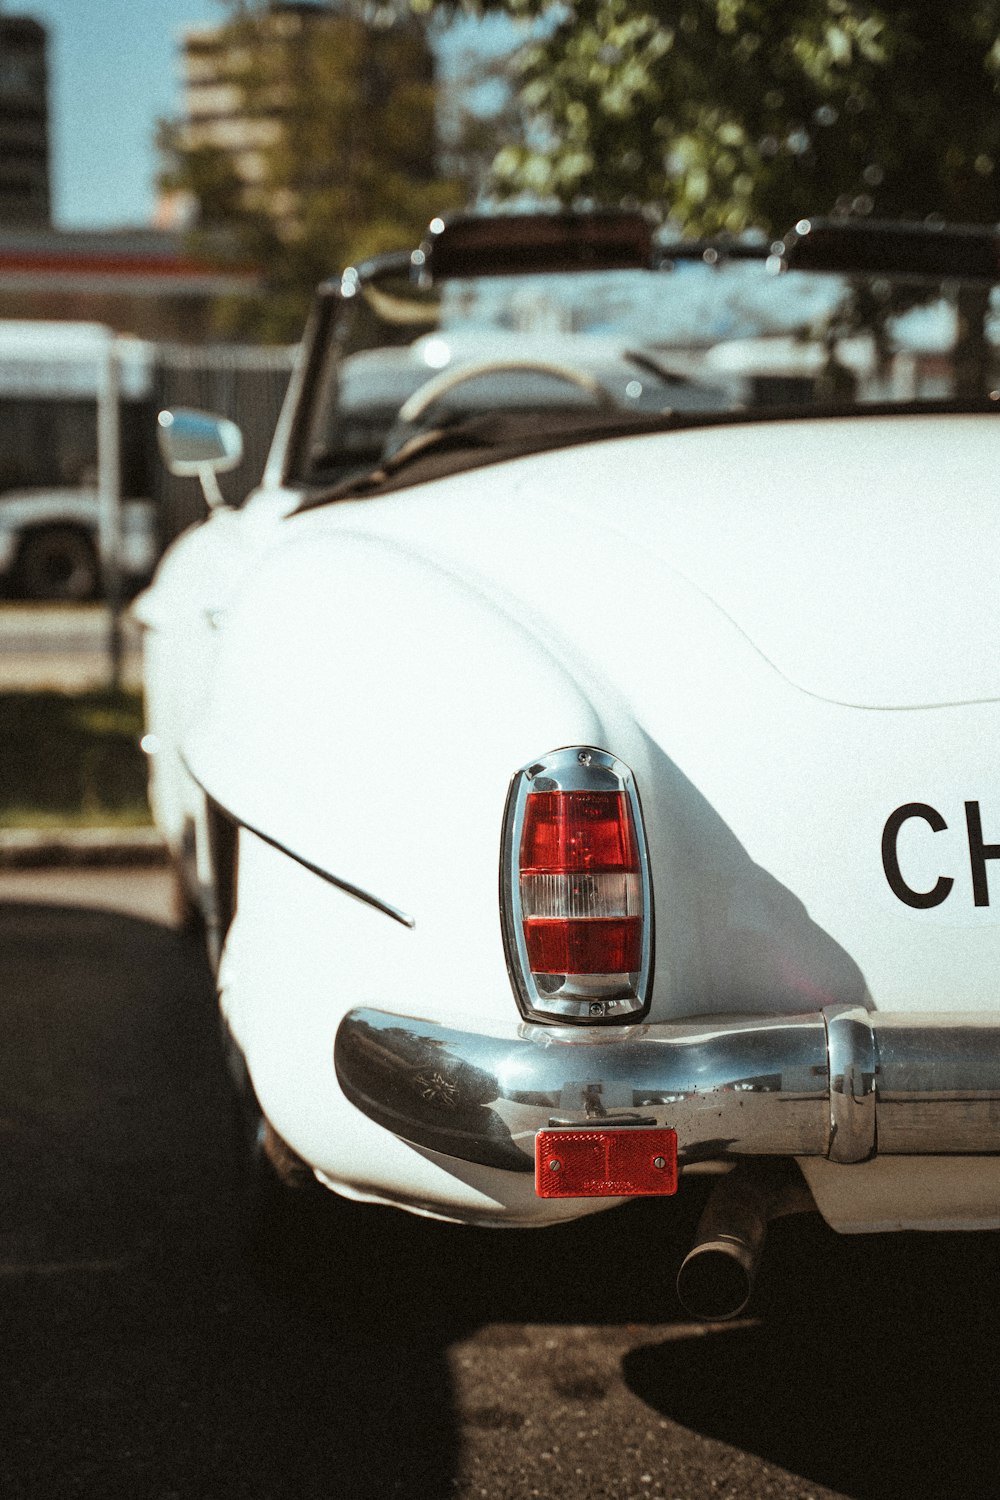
161, 0, 436, 238
0, 10, 255, 339
0, 226, 260, 340
0, 11, 50, 227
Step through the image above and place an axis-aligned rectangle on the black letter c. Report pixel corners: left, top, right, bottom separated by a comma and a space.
882, 803, 954, 909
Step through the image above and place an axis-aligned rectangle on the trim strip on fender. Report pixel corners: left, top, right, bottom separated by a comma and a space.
181, 758, 416, 929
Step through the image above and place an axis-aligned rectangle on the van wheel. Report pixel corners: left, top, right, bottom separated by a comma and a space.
16, 527, 100, 601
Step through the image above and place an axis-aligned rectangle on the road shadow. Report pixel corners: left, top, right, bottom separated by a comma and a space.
622, 1209, 1000, 1500
0, 900, 460, 1500
298, 1178, 1000, 1500
4, 897, 999, 1500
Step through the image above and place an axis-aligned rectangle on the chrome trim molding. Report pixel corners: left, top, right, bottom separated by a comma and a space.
824, 1005, 877, 1164
873, 1012, 1000, 1154
237, 816, 416, 928
500, 745, 654, 1024
180, 757, 416, 929
334, 1005, 1000, 1173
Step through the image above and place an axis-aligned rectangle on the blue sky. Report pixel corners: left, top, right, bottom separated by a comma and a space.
17, 0, 223, 228
16, 0, 513, 231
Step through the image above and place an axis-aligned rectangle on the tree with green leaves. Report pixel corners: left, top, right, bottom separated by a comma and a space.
159, 1, 465, 340
428, 1, 1000, 236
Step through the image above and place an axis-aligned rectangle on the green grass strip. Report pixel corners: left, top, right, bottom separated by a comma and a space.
0, 689, 152, 828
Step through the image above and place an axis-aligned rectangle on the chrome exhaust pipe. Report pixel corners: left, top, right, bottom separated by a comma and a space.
676, 1161, 814, 1321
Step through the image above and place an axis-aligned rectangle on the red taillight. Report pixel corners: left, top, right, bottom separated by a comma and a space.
523, 916, 642, 974
519, 791, 638, 874
502, 750, 652, 1024
519, 789, 642, 977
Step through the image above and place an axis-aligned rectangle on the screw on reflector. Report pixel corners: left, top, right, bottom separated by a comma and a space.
653, 1156, 667, 1170
549, 1159, 562, 1172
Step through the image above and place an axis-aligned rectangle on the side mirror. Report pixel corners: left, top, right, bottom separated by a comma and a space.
157, 407, 244, 510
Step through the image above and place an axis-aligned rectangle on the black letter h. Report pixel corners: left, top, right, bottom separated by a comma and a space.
965, 801, 1000, 907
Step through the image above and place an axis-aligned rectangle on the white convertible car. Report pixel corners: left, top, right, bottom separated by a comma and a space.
136, 212, 1000, 1319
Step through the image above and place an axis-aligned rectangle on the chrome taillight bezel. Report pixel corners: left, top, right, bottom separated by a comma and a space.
500, 745, 654, 1025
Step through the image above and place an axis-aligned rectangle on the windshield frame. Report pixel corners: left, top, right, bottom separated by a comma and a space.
275, 241, 1000, 498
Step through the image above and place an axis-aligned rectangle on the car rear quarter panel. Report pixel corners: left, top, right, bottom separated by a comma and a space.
182, 443, 1000, 1227
186, 460, 1000, 1036
192, 524, 638, 1218
185, 524, 618, 1028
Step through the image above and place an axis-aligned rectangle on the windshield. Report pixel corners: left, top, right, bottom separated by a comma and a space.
294, 253, 1000, 491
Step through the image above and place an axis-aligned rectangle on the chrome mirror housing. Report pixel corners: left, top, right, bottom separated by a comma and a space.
157, 407, 244, 510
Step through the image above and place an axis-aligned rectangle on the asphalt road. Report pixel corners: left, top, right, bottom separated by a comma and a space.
0, 603, 143, 690
2, 867, 999, 1500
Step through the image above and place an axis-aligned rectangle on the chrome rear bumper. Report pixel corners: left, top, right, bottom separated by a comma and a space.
334, 1006, 1000, 1172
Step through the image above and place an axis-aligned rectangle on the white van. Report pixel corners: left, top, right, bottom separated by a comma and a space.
0, 321, 158, 599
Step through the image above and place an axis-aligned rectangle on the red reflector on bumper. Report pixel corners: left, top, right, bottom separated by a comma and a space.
535, 1128, 678, 1198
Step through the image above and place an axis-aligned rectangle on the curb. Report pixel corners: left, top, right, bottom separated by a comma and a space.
0, 827, 169, 870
